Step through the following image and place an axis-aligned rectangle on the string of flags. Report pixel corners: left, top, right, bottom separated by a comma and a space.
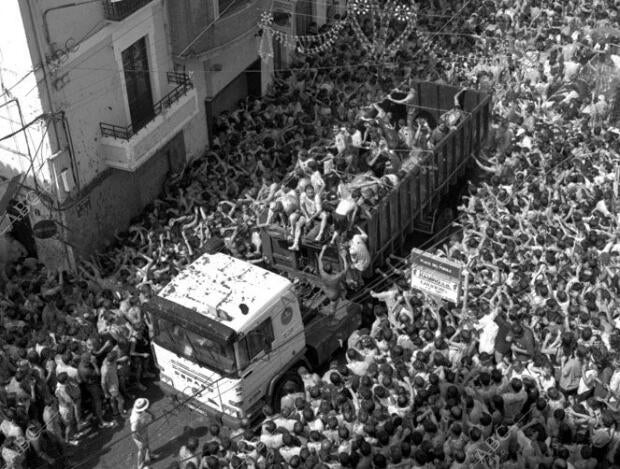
258, 0, 419, 61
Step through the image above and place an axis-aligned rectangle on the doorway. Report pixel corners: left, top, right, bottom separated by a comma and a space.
245, 59, 262, 98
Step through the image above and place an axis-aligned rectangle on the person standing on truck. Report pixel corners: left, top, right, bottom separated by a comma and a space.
319, 245, 349, 317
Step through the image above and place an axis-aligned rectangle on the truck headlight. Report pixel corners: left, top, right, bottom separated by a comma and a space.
222, 403, 244, 418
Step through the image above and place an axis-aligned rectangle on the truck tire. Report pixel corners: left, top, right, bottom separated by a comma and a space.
272, 371, 303, 412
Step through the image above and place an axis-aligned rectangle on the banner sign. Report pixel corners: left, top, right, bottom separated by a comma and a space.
410, 248, 463, 303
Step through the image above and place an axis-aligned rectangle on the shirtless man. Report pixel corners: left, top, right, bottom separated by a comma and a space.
319, 245, 349, 317
291, 184, 329, 250
261, 183, 300, 239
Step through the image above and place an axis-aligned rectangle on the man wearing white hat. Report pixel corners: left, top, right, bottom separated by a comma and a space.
130, 398, 156, 469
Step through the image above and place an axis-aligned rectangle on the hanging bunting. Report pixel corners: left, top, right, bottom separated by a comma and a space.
258, 26, 274, 62
257, 0, 418, 59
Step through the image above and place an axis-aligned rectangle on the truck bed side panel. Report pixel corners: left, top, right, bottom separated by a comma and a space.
400, 171, 413, 234
260, 83, 491, 280
304, 302, 362, 366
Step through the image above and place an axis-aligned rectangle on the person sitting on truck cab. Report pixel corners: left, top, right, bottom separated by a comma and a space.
261, 182, 300, 238
290, 184, 330, 250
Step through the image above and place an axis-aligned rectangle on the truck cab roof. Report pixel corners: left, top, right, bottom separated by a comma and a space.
158, 252, 292, 335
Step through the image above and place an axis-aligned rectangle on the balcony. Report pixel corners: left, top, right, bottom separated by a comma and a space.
102, 0, 153, 21
100, 73, 198, 172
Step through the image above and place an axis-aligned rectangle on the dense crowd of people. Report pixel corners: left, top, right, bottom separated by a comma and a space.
0, 0, 620, 467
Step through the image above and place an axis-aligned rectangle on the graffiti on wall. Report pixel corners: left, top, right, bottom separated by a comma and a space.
46, 39, 79, 91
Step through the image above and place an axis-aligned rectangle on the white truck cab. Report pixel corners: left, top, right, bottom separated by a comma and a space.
147, 252, 361, 427
147, 253, 307, 426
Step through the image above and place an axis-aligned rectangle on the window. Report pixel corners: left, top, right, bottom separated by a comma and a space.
153, 318, 237, 375
122, 37, 154, 131
237, 318, 274, 368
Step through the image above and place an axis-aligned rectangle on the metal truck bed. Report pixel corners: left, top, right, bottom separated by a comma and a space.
261, 82, 491, 282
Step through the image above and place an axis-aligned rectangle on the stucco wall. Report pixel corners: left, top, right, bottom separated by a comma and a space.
55, 131, 186, 258
48, 0, 172, 186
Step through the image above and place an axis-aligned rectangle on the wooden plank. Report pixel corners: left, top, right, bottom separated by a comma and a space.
439, 85, 454, 115
464, 118, 472, 162
462, 90, 478, 113
446, 134, 455, 180
379, 202, 390, 250
389, 190, 400, 244
475, 110, 481, 156
411, 168, 420, 214
400, 175, 410, 231
459, 126, 466, 177
406, 173, 417, 234
367, 210, 379, 260
441, 136, 454, 194
417, 82, 440, 125
419, 166, 429, 212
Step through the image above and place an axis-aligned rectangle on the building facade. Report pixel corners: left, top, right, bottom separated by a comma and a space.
0, 0, 325, 269
1, 0, 203, 268
167, 0, 274, 145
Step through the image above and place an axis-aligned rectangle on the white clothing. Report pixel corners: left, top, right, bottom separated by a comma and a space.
349, 234, 370, 272
476, 313, 498, 355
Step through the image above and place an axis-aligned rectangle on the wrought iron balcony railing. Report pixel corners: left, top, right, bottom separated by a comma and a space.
102, 0, 153, 21
100, 73, 193, 140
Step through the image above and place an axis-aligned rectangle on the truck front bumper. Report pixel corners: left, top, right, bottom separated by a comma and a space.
157, 380, 243, 429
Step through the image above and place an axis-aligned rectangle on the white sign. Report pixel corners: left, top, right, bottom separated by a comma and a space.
410, 248, 463, 303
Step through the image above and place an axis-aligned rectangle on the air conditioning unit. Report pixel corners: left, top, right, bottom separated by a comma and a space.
60, 169, 75, 193
49, 150, 73, 197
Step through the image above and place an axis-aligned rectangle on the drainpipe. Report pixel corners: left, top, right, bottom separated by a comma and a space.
25, 0, 77, 270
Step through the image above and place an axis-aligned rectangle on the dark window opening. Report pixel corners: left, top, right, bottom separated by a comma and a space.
122, 37, 154, 132
237, 318, 274, 369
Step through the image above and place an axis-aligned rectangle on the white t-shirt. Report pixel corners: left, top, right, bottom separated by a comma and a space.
259, 432, 283, 449
578, 369, 598, 394
609, 370, 620, 400
476, 313, 498, 355
349, 234, 370, 272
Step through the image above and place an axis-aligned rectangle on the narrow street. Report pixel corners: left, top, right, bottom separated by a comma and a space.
68, 383, 211, 469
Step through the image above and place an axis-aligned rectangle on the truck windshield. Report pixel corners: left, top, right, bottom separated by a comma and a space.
153, 317, 237, 376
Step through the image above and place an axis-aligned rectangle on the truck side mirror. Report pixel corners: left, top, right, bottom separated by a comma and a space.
263, 337, 272, 354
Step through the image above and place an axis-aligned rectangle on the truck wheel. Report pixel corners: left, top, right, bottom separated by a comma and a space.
272, 371, 303, 412
434, 207, 455, 235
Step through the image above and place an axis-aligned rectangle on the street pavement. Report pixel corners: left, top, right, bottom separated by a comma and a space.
67, 382, 212, 469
